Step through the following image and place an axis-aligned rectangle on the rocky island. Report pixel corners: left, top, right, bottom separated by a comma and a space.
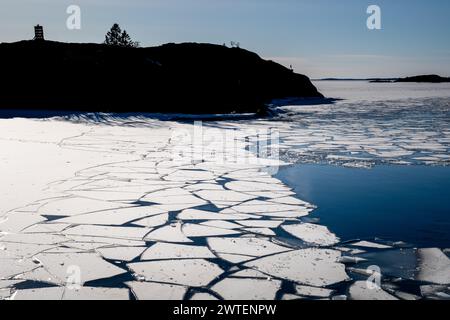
0, 40, 323, 114
395, 74, 450, 83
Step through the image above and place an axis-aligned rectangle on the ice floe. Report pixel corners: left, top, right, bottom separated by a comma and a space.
128, 259, 223, 287
211, 278, 281, 300
417, 248, 450, 285
127, 281, 187, 300
349, 281, 398, 300
141, 243, 215, 260
245, 249, 348, 287
281, 223, 339, 246
207, 237, 291, 258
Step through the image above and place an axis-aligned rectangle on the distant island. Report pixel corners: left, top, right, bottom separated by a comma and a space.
395, 74, 450, 83
0, 40, 323, 114
318, 75, 450, 83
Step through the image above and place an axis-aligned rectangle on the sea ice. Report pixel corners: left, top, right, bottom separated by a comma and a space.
417, 248, 450, 285
128, 259, 223, 287
141, 243, 215, 260
281, 223, 339, 246
211, 278, 281, 300
207, 237, 291, 258
127, 281, 187, 300
349, 281, 398, 300
245, 249, 348, 287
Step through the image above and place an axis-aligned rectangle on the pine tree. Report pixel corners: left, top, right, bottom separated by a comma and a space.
104, 24, 139, 48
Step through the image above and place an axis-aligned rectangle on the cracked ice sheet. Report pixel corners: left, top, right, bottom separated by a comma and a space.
0, 120, 135, 218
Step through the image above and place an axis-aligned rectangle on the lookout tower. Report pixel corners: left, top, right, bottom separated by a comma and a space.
34, 25, 44, 40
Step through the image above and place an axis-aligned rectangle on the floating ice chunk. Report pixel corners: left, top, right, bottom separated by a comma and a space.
16, 266, 61, 285
164, 170, 216, 182
141, 243, 215, 260
331, 295, 348, 301
245, 249, 348, 287
144, 224, 193, 243
207, 237, 291, 258
65, 236, 145, 247
215, 253, 254, 264
43, 247, 87, 254
0, 280, 23, 289
195, 190, 255, 203
295, 285, 334, 298
182, 224, 242, 237
417, 248, 450, 285
142, 188, 207, 206
178, 209, 257, 221
282, 223, 339, 246
200, 220, 242, 229
230, 269, 270, 279
237, 220, 283, 229
185, 183, 225, 191
63, 225, 150, 240
230, 200, 311, 218
225, 181, 289, 192
243, 228, 276, 236
0, 233, 67, 245
128, 259, 223, 287
349, 281, 398, 300
0, 242, 55, 258
281, 294, 304, 300
211, 278, 281, 300
63, 287, 129, 300
68, 190, 146, 202
38, 197, 130, 217
190, 292, 219, 300
57, 206, 165, 226
350, 241, 392, 249
394, 291, 421, 300
1, 289, 12, 300
23, 223, 70, 233
338, 256, 367, 264
133, 213, 168, 228
35, 252, 126, 284
268, 197, 312, 206
0, 213, 47, 233
127, 281, 187, 300
13, 287, 65, 300
97, 246, 146, 262
420, 284, 449, 299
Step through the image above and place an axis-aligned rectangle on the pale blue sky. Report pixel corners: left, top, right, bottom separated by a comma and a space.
1, 0, 449, 78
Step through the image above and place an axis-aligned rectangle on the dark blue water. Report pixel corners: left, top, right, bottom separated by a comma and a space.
276, 164, 450, 248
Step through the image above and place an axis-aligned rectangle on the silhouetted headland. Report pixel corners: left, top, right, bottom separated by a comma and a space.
0, 40, 323, 114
